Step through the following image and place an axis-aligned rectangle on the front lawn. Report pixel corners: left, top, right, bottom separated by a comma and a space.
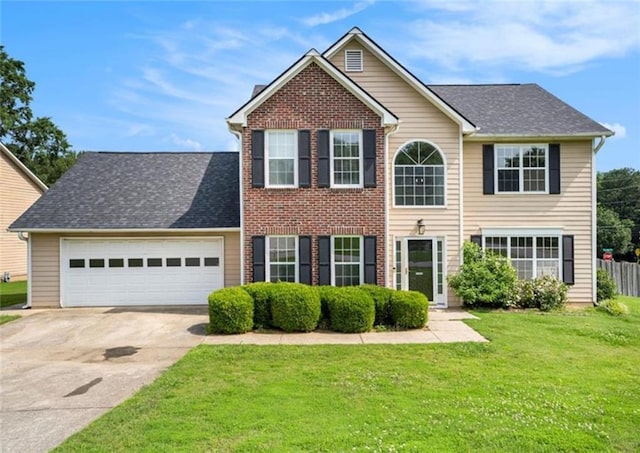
56, 297, 640, 452
0, 280, 27, 308
0, 315, 20, 325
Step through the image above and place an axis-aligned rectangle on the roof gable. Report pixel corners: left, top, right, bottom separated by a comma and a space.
227, 49, 398, 128
1, 142, 47, 192
323, 27, 477, 134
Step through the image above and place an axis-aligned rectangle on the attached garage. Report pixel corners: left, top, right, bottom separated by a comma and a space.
61, 238, 224, 306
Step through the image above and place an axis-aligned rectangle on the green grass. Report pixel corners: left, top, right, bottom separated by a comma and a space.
56, 297, 640, 452
0, 280, 27, 308
0, 315, 20, 325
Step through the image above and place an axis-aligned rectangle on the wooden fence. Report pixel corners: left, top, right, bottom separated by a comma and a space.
597, 259, 640, 297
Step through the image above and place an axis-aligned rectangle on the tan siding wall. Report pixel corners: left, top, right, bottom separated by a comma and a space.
463, 141, 594, 304
330, 42, 462, 297
30, 231, 241, 308
0, 153, 44, 280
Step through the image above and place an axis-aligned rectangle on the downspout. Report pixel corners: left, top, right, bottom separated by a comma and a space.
228, 125, 244, 285
384, 122, 400, 288
17, 232, 31, 309
592, 135, 607, 305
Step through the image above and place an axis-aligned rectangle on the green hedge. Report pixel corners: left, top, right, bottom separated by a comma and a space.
270, 282, 321, 332
208, 287, 254, 334
359, 284, 394, 326
325, 287, 375, 333
242, 282, 275, 328
390, 291, 429, 329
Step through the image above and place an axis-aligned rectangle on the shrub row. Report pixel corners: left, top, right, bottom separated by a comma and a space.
207, 283, 429, 334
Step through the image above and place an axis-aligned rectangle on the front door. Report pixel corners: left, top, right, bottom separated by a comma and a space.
407, 239, 434, 302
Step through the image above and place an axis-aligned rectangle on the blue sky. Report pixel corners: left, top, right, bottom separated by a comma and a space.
2, 0, 639, 171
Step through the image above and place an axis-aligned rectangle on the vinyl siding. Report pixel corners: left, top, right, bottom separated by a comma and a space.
0, 152, 45, 280
329, 41, 462, 300
30, 231, 241, 308
463, 140, 594, 304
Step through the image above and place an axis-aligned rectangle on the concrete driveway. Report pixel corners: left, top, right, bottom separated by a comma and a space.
0, 306, 208, 453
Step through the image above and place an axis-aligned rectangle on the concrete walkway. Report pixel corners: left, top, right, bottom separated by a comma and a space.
202, 309, 487, 345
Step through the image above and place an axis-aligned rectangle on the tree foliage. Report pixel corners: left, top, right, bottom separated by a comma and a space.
597, 168, 640, 260
1, 45, 77, 186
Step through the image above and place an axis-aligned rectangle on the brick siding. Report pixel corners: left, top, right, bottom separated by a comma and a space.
242, 62, 386, 285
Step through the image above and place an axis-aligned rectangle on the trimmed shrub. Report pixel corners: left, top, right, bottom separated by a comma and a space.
317, 286, 340, 327
535, 275, 568, 311
448, 241, 517, 308
509, 279, 537, 309
359, 284, 394, 326
270, 282, 321, 332
325, 287, 375, 333
390, 291, 428, 329
242, 282, 275, 328
596, 299, 629, 316
208, 287, 254, 334
597, 268, 617, 302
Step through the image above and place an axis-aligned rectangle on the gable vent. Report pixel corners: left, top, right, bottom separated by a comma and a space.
345, 49, 363, 72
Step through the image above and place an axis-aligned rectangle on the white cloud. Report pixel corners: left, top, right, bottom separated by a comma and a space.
302, 0, 375, 27
170, 133, 202, 151
601, 122, 627, 139
406, 1, 640, 74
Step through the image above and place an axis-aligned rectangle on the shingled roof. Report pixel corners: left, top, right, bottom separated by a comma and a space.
428, 84, 612, 137
9, 152, 239, 230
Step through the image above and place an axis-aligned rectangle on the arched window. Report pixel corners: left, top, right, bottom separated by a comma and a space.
394, 141, 445, 206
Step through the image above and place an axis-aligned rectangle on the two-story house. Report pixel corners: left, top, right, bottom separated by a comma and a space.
9, 28, 611, 308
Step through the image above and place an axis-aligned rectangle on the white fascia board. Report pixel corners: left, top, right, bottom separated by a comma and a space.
323, 32, 476, 133
7, 228, 240, 233
1, 142, 48, 191
464, 132, 614, 142
227, 50, 397, 128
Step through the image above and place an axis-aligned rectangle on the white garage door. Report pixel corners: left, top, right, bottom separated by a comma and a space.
61, 238, 224, 307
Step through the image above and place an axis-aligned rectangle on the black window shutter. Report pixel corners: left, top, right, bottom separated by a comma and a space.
317, 130, 330, 188
363, 129, 376, 188
298, 130, 311, 188
252, 130, 265, 188
299, 236, 312, 284
318, 236, 331, 285
364, 236, 377, 284
549, 144, 561, 194
252, 236, 266, 282
562, 235, 574, 285
483, 144, 495, 195
470, 235, 483, 247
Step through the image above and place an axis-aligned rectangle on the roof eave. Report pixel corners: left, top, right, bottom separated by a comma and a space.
463, 131, 615, 141
7, 227, 241, 233
227, 49, 398, 129
323, 29, 476, 133
1, 142, 48, 191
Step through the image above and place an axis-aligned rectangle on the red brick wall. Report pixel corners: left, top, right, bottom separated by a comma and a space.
243, 62, 386, 285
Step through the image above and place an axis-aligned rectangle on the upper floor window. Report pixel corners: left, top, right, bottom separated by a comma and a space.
496, 144, 547, 193
394, 141, 445, 206
266, 130, 297, 187
331, 130, 362, 188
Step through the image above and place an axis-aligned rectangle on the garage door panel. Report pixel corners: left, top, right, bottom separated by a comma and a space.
61, 238, 224, 307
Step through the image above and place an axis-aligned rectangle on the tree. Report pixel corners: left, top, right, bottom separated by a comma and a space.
597, 204, 633, 255
1, 45, 77, 186
598, 168, 640, 260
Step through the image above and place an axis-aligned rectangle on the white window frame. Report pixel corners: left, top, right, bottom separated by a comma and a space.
344, 49, 363, 72
495, 144, 549, 194
392, 139, 447, 208
331, 235, 364, 286
265, 130, 297, 188
330, 130, 363, 188
265, 235, 298, 283
481, 228, 562, 280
